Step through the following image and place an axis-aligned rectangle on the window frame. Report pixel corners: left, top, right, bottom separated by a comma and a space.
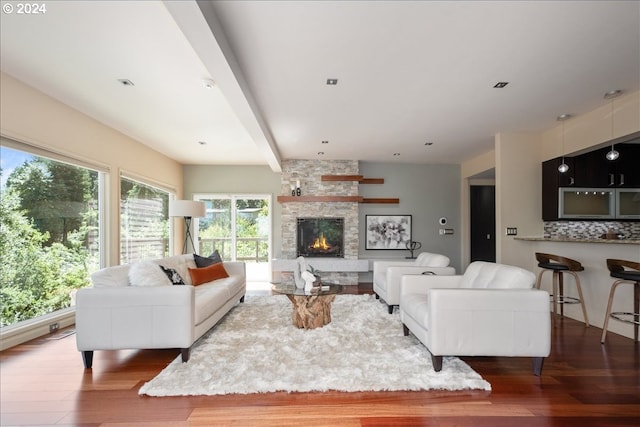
193, 193, 272, 264
118, 172, 176, 263
0, 137, 108, 344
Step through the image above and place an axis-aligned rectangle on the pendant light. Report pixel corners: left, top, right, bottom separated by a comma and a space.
606, 146, 619, 161
557, 114, 571, 173
604, 90, 622, 161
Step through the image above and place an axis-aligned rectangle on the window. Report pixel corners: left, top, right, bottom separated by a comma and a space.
195, 194, 271, 281
0, 144, 102, 328
120, 176, 172, 264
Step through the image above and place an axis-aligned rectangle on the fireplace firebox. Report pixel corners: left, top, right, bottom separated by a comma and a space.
296, 217, 344, 258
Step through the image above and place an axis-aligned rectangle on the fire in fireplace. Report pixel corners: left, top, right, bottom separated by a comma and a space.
296, 217, 344, 258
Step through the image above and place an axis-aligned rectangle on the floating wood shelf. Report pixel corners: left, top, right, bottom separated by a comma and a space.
277, 195, 399, 204
360, 178, 385, 184
321, 175, 384, 184
360, 198, 400, 204
321, 175, 363, 182
277, 196, 364, 203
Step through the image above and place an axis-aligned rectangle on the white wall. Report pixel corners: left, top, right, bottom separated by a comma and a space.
541, 90, 640, 161
495, 132, 542, 268
1, 72, 184, 263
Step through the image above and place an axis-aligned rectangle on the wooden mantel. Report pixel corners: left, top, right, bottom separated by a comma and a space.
276, 195, 398, 204
276, 196, 363, 203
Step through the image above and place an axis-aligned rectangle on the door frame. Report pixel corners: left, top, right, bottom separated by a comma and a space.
193, 193, 272, 280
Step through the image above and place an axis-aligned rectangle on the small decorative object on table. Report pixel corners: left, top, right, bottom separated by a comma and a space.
405, 240, 422, 259
294, 256, 308, 289
301, 271, 316, 291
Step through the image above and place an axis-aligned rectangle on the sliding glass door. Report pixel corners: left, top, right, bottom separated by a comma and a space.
194, 194, 271, 281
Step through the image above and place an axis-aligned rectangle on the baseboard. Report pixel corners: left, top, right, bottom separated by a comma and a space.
0, 308, 75, 351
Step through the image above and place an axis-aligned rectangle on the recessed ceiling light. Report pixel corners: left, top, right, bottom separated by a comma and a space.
604, 89, 622, 99
493, 82, 509, 88
557, 113, 572, 121
326, 78, 338, 85
118, 79, 134, 86
198, 141, 207, 145
203, 79, 216, 90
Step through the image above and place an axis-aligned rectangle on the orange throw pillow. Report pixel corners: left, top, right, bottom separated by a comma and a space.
188, 262, 229, 286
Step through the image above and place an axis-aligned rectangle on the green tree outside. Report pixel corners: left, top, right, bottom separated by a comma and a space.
1, 155, 96, 327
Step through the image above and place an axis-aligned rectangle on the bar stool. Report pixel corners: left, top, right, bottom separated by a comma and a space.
601, 259, 640, 344
535, 252, 589, 326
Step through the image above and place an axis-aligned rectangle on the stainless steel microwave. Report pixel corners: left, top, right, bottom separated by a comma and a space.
558, 188, 640, 219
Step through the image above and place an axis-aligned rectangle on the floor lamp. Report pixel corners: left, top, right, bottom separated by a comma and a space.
169, 200, 206, 254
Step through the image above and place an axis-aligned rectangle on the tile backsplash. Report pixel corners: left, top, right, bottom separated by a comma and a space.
544, 221, 640, 239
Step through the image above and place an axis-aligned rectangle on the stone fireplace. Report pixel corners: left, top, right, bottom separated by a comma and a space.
296, 217, 344, 258
279, 159, 360, 285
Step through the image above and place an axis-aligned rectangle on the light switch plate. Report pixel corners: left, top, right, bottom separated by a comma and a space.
505, 227, 518, 236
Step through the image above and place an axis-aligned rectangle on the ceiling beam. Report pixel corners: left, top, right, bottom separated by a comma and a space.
163, 0, 282, 172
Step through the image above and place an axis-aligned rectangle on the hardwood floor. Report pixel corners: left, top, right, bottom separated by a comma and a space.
1, 284, 639, 426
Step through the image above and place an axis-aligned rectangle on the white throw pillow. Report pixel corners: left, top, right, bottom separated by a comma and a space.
91, 264, 130, 287
129, 261, 171, 287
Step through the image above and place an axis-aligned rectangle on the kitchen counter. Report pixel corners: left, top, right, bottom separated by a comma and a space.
515, 236, 640, 245
515, 237, 639, 340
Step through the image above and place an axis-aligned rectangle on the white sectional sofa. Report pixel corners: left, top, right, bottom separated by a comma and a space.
75, 254, 246, 368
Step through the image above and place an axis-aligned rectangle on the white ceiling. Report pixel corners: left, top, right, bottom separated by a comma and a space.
1, 1, 639, 173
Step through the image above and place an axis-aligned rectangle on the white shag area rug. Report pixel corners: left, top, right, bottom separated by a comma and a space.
139, 294, 491, 396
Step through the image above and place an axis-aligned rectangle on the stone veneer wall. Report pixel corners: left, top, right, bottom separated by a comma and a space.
543, 221, 640, 239
280, 160, 360, 285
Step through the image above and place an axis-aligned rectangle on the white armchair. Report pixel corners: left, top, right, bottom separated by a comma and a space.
373, 252, 455, 313
399, 261, 551, 376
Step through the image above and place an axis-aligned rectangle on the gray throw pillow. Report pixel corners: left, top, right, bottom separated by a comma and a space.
194, 250, 222, 268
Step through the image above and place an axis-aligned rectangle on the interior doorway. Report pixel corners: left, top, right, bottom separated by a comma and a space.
470, 185, 496, 262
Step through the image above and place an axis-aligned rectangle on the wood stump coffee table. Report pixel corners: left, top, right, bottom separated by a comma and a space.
271, 283, 344, 329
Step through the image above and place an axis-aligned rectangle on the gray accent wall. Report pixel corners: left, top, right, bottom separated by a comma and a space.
358, 162, 461, 272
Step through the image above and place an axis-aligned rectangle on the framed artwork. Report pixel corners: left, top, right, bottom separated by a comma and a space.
365, 215, 412, 250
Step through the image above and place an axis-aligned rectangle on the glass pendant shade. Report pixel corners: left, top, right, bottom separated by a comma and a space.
558, 158, 569, 173
606, 145, 619, 161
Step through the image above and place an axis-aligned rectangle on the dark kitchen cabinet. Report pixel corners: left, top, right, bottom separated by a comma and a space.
541, 143, 640, 220
574, 144, 640, 187
542, 157, 575, 220
615, 144, 640, 187
573, 146, 612, 187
